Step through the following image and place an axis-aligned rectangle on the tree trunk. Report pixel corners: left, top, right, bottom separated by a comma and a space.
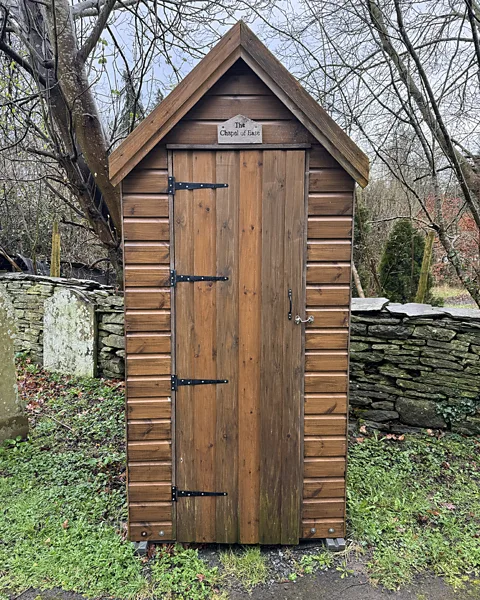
415, 230, 434, 303
11, 0, 123, 281
352, 262, 366, 298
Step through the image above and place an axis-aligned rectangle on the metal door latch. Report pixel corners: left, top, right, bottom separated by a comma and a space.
294, 315, 314, 325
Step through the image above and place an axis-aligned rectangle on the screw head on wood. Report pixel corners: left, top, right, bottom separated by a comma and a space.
141, 531, 147, 537
310, 528, 316, 534
159, 530, 165, 537
328, 528, 335, 533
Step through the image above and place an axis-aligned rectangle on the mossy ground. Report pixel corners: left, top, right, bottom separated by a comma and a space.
1, 360, 479, 597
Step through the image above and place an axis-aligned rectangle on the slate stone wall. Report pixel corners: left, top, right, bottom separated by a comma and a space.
0, 274, 124, 378
350, 298, 480, 435
1, 274, 479, 434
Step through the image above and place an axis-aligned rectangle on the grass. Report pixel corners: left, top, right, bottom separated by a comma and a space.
220, 547, 268, 590
348, 432, 480, 590
1, 361, 480, 596
432, 284, 476, 308
0, 359, 220, 599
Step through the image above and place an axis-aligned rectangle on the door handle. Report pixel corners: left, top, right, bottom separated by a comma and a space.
295, 315, 314, 325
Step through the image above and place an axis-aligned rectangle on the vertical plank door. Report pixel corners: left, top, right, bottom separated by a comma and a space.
173, 149, 306, 544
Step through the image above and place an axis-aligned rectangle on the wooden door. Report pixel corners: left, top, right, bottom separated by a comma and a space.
173, 149, 306, 544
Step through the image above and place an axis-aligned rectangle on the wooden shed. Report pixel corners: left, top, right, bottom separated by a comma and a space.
109, 21, 369, 545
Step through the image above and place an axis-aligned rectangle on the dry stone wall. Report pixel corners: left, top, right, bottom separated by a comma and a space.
1, 274, 479, 435
0, 274, 124, 378
350, 298, 480, 435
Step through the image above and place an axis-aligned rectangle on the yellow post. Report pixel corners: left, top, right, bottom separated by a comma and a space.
50, 220, 61, 278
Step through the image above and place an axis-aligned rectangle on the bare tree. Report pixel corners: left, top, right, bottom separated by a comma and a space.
0, 1, 270, 280
268, 0, 480, 305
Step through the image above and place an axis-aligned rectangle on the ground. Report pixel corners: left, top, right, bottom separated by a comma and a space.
432, 285, 476, 308
1, 360, 480, 599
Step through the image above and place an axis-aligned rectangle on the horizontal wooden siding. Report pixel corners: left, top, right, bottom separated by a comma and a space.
123, 143, 174, 541
302, 143, 354, 539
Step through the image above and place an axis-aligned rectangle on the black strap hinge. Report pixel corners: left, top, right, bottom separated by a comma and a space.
168, 176, 228, 195
170, 270, 228, 287
171, 375, 228, 391
172, 486, 228, 502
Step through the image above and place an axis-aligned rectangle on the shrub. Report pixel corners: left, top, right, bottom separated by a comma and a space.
379, 219, 434, 303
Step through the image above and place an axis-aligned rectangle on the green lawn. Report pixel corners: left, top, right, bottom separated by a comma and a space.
0, 362, 479, 597
0, 362, 219, 600
348, 433, 480, 589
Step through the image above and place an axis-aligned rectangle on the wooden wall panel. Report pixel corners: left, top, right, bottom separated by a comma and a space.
122, 144, 174, 542
126, 333, 171, 353
302, 147, 353, 540
128, 462, 172, 481
303, 478, 345, 498
207, 71, 272, 96
307, 241, 351, 262
304, 309, 348, 328
123, 170, 169, 194
129, 523, 173, 541
124, 242, 170, 264
123, 219, 170, 241
185, 95, 293, 120
308, 194, 353, 216
304, 395, 348, 415
129, 502, 172, 522
304, 437, 347, 457
123, 195, 169, 218
128, 440, 171, 461
302, 519, 345, 539
124, 266, 170, 287
124, 310, 170, 330
164, 121, 314, 145
127, 400, 171, 419
125, 292, 171, 311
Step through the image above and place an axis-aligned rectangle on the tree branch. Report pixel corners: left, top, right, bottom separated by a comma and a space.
72, 0, 138, 19
78, 0, 116, 62
0, 39, 47, 87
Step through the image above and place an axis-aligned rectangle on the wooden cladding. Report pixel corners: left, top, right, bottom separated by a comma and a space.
123, 170, 169, 194
123, 218, 169, 241
302, 143, 353, 540
121, 80, 355, 540
124, 242, 170, 264
165, 121, 314, 145
184, 94, 293, 120
123, 148, 174, 541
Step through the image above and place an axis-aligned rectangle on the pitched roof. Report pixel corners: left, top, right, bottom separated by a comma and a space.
109, 21, 369, 187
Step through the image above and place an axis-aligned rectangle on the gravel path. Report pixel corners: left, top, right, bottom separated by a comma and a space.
12, 572, 479, 600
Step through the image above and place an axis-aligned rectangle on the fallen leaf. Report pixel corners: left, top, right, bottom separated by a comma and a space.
359, 425, 367, 434
62, 519, 69, 529
196, 573, 206, 582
